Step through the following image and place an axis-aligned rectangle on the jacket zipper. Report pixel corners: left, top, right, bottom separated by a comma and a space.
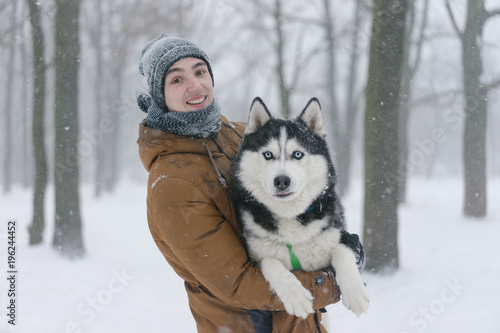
202, 121, 243, 195
203, 141, 230, 195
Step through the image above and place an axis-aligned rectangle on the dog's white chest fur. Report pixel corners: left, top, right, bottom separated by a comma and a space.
242, 211, 339, 271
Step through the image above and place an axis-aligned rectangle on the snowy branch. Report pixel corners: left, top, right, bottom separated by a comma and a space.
486, 8, 500, 19
411, 78, 500, 107
409, 0, 429, 76
410, 87, 462, 107
483, 78, 500, 92
444, 0, 463, 40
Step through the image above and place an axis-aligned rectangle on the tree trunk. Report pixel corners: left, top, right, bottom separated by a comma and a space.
105, 57, 125, 192
322, 0, 364, 197
363, 0, 408, 273
462, 0, 487, 218
397, 0, 414, 204
322, 0, 342, 190
398, 0, 428, 203
27, 0, 48, 246
338, 0, 364, 196
3, 0, 16, 193
20, 12, 33, 189
91, 0, 105, 197
53, 0, 85, 258
274, 0, 290, 119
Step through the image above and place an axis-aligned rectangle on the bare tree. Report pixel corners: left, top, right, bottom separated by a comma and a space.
2, 0, 16, 193
19, 1, 32, 188
445, 0, 500, 218
363, 0, 408, 273
80, 0, 192, 193
102, 0, 141, 192
26, 0, 48, 245
322, 0, 341, 188
85, 0, 106, 197
53, 0, 85, 258
233, 0, 321, 119
398, 0, 429, 203
322, 0, 366, 196
274, 0, 291, 118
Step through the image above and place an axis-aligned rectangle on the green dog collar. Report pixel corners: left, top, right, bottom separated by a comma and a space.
286, 243, 301, 270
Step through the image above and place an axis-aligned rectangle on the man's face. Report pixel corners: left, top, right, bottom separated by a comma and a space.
163, 57, 214, 112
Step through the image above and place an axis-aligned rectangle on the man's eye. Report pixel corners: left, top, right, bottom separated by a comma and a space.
196, 70, 206, 76
171, 77, 181, 84
263, 151, 274, 160
293, 151, 304, 160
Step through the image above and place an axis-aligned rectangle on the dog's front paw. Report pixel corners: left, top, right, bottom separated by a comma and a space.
341, 281, 370, 316
260, 258, 314, 318
278, 282, 314, 319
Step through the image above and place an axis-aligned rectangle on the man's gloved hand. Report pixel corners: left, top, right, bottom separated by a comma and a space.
340, 230, 366, 271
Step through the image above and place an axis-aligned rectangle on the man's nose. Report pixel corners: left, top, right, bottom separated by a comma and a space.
186, 77, 202, 92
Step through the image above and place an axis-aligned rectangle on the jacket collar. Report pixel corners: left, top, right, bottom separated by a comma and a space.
138, 115, 232, 172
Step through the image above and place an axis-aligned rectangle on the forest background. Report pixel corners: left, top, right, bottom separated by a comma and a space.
1, 0, 500, 332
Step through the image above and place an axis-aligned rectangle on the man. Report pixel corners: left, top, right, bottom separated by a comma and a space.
137, 34, 364, 332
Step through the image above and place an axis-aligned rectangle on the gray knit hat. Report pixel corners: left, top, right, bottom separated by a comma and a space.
138, 34, 214, 112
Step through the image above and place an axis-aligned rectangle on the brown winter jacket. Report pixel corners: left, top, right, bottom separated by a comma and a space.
138, 115, 341, 333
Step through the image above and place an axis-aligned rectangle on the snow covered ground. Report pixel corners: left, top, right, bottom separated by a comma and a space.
0, 176, 499, 333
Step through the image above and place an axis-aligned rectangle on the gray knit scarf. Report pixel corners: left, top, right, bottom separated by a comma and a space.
137, 93, 221, 138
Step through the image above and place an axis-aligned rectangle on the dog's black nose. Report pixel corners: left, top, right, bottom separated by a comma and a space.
274, 176, 291, 190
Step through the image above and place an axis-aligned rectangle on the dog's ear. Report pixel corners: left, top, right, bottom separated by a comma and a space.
245, 97, 272, 135
299, 98, 326, 137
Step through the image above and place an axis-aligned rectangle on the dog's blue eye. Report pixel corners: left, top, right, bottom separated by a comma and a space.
293, 151, 304, 159
263, 151, 274, 160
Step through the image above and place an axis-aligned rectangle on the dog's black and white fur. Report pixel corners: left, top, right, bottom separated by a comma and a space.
232, 97, 369, 318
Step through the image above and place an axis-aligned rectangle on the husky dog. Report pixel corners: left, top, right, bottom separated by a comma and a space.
232, 97, 369, 319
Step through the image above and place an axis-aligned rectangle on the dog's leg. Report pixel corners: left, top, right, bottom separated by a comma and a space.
331, 244, 370, 316
260, 257, 314, 319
